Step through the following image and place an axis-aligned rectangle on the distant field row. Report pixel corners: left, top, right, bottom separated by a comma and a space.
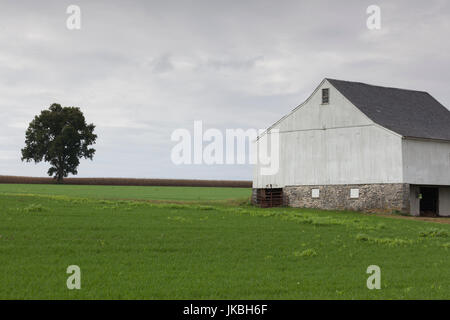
0, 184, 252, 202
0, 176, 252, 188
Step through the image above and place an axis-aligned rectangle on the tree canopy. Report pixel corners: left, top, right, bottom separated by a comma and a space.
21, 103, 97, 182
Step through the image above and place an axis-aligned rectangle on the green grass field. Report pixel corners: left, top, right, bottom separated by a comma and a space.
0, 184, 449, 299
0, 184, 251, 202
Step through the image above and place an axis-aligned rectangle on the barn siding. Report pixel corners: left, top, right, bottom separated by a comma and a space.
402, 139, 450, 185
253, 80, 403, 188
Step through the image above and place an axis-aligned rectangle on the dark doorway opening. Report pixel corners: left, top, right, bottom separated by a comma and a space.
420, 187, 439, 217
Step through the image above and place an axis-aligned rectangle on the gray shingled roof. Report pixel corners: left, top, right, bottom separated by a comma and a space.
327, 78, 450, 141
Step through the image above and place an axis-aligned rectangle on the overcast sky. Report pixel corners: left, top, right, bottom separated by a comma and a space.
0, 0, 449, 180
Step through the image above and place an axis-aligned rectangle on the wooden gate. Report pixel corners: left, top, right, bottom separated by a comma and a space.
256, 188, 283, 208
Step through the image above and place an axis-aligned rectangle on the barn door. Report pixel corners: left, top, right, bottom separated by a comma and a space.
420, 187, 439, 217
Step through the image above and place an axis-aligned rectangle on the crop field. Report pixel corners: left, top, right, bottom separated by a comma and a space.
0, 184, 251, 202
0, 184, 449, 299
0, 176, 252, 188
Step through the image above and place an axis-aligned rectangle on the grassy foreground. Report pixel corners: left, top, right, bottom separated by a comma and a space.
0, 184, 449, 299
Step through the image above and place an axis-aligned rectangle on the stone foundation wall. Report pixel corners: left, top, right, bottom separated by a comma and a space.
272, 183, 409, 213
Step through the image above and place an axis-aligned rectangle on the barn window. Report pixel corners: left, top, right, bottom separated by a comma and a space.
350, 188, 359, 199
312, 188, 320, 198
322, 88, 329, 104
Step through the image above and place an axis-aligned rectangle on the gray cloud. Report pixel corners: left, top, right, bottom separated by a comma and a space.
0, 0, 449, 179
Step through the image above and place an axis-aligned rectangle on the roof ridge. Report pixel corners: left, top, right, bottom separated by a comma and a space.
326, 78, 429, 94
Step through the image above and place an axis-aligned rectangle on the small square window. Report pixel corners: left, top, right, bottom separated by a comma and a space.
312, 188, 320, 198
350, 188, 359, 199
322, 88, 329, 104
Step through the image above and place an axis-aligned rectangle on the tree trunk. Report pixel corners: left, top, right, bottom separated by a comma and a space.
57, 156, 64, 183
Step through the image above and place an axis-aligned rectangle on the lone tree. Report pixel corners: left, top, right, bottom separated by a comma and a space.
21, 103, 97, 183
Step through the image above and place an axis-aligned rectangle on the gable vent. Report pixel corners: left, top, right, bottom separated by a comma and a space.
322, 88, 329, 104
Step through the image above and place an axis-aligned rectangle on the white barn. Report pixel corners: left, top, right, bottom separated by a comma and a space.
252, 78, 450, 216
